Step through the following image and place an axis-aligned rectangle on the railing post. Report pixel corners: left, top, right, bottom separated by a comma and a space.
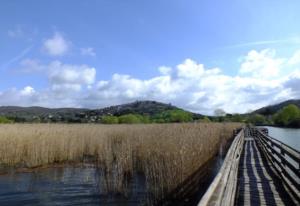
271, 141, 275, 155
280, 146, 286, 167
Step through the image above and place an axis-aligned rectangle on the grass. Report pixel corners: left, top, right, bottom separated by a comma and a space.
0, 122, 241, 202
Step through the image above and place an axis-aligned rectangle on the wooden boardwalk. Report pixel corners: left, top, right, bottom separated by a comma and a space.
235, 128, 296, 205
198, 127, 300, 206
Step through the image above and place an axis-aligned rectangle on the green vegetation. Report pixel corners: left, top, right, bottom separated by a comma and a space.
152, 109, 193, 123
0, 116, 13, 124
101, 115, 119, 124
272, 104, 300, 127
118, 114, 143, 124
246, 114, 267, 125
99, 109, 193, 124
197, 116, 211, 123
238, 104, 300, 127
210, 104, 300, 128
1, 100, 299, 127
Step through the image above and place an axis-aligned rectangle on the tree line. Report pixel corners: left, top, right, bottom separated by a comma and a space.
221, 104, 300, 128
1, 105, 299, 127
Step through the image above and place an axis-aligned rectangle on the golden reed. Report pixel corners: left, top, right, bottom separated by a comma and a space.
0, 123, 241, 202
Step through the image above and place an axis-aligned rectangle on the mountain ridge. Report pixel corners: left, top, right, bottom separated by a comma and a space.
0, 100, 203, 122
253, 99, 300, 116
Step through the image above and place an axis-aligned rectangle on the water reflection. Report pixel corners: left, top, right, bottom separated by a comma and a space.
0, 165, 146, 206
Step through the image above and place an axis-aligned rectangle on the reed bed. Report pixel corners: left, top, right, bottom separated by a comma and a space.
0, 123, 241, 203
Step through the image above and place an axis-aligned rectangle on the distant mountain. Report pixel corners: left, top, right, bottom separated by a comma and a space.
253, 99, 300, 116
88, 101, 179, 116
0, 101, 202, 122
90, 100, 203, 120
0, 106, 88, 117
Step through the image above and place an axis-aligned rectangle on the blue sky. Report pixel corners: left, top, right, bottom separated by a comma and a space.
1, 0, 300, 114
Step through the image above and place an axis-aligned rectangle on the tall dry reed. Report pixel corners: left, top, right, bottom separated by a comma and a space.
0, 123, 241, 202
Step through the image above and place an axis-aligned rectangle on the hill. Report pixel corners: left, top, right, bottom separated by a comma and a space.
0, 106, 89, 122
0, 101, 202, 123
253, 99, 300, 116
0, 106, 88, 116
88, 101, 202, 118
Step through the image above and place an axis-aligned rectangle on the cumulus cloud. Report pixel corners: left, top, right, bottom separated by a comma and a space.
83, 56, 291, 114
43, 32, 70, 56
81, 47, 96, 56
177, 59, 205, 78
0, 60, 96, 107
48, 61, 96, 85
1, 49, 300, 114
0, 86, 38, 107
20, 86, 35, 96
48, 61, 96, 93
158, 66, 172, 75
239, 49, 285, 78
283, 70, 300, 97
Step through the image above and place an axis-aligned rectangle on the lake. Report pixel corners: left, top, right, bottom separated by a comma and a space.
0, 147, 228, 206
259, 126, 300, 151
0, 165, 147, 206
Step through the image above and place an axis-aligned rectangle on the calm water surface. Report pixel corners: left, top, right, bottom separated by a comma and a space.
262, 126, 300, 151
0, 166, 146, 206
0, 143, 229, 206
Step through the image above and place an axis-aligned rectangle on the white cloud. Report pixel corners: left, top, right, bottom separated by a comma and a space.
239, 49, 285, 78
0, 60, 97, 107
0, 87, 39, 107
283, 70, 300, 97
81, 47, 96, 56
47, 61, 96, 93
177, 59, 205, 78
288, 50, 300, 65
20, 86, 35, 96
1, 49, 300, 114
43, 32, 70, 56
48, 61, 96, 85
158, 66, 172, 75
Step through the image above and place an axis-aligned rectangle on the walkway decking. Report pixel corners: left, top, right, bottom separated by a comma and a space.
235, 129, 296, 206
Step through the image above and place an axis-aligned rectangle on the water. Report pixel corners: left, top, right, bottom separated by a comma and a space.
0, 165, 146, 206
0, 143, 230, 206
261, 126, 300, 151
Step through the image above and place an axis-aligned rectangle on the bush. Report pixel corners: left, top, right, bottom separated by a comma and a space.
246, 114, 266, 125
230, 114, 244, 122
0, 116, 13, 124
273, 104, 300, 126
197, 116, 211, 123
163, 109, 193, 123
101, 115, 119, 124
118, 114, 142, 124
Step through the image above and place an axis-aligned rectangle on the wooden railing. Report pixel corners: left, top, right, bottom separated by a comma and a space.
198, 128, 244, 206
253, 128, 300, 201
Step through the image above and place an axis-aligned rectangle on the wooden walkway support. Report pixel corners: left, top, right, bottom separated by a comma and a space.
199, 127, 300, 206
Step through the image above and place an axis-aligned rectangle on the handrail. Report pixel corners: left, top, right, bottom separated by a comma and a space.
198, 128, 244, 206
253, 128, 300, 200
257, 128, 300, 154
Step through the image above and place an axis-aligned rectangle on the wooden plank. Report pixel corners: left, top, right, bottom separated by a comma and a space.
254, 127, 300, 204
198, 128, 244, 206
200, 127, 299, 206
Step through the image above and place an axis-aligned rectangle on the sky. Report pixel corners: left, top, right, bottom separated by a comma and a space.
1, 0, 300, 115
